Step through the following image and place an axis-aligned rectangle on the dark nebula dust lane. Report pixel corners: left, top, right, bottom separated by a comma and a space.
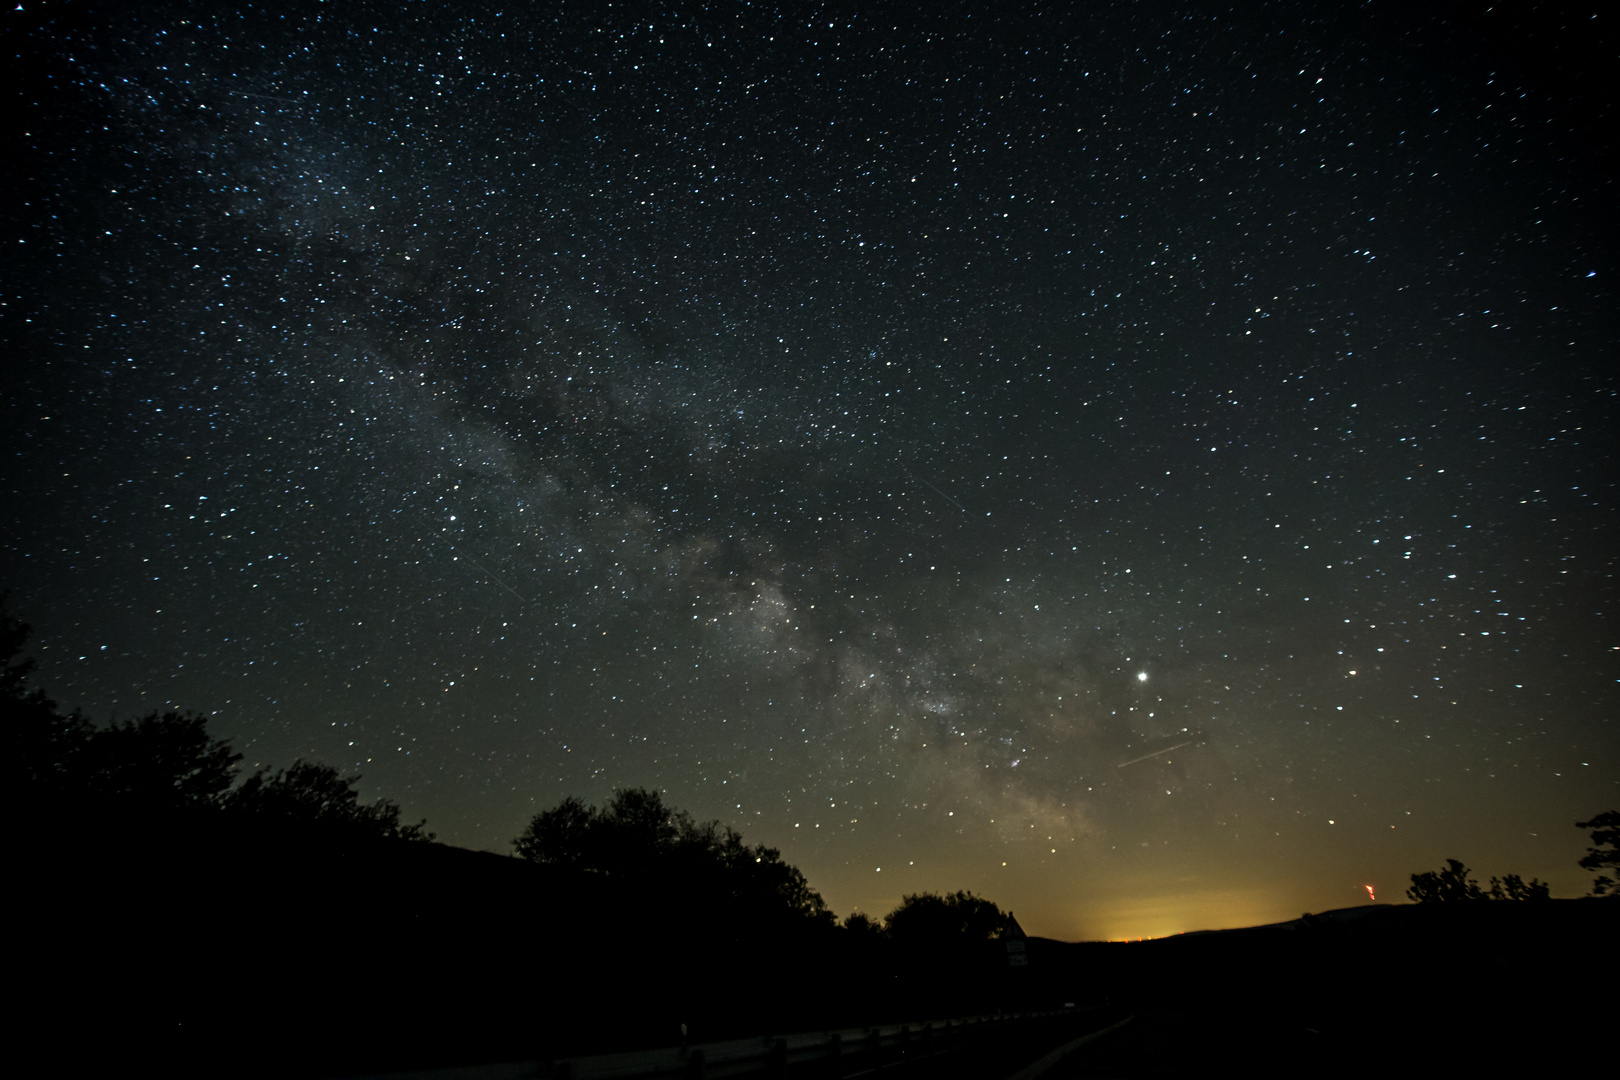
5, 0, 1614, 938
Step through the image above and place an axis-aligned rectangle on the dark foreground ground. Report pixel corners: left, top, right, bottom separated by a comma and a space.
16, 833, 1613, 1078
1024, 901, 1612, 1079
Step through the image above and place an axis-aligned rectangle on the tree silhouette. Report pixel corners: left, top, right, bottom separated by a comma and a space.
514, 788, 833, 926
228, 759, 433, 842
514, 794, 596, 865
3, 600, 91, 797
1576, 810, 1620, 897
5, 603, 236, 817
1485, 873, 1550, 901
1, 596, 36, 697
883, 890, 1010, 943
1408, 859, 1485, 902
683, 820, 832, 925
514, 787, 686, 871
5, 598, 433, 847
1408, 859, 1549, 902
82, 711, 243, 815
841, 911, 883, 937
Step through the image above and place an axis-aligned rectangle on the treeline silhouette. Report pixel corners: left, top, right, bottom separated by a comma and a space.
512, 787, 835, 932
14, 706, 432, 844
7, 604, 431, 848
5, 605, 1039, 1078
509, 786, 1021, 951
1403, 821, 1620, 902
1406, 858, 1551, 903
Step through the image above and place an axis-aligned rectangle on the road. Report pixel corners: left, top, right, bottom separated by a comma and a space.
831, 1009, 1349, 1080
1033, 1010, 1329, 1078
793, 1009, 1128, 1080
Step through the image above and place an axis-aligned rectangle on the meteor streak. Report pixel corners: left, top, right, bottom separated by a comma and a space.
1116, 740, 1194, 768
897, 462, 968, 512
451, 545, 526, 603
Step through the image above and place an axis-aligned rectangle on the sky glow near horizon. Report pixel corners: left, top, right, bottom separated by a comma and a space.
5, 0, 1615, 940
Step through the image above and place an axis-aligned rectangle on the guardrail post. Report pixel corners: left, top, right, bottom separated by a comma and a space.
825, 1032, 842, 1080
684, 1047, 705, 1080
766, 1037, 787, 1079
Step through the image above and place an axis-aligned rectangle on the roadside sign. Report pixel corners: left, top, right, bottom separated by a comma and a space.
1004, 914, 1028, 967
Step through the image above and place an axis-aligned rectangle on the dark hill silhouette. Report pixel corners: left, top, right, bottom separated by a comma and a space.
1016, 899, 1612, 1076
28, 834, 1607, 1079
17, 805, 1616, 1078
17, 824, 1035, 1078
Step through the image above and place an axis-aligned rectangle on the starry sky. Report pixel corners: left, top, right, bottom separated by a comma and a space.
6, 0, 1615, 940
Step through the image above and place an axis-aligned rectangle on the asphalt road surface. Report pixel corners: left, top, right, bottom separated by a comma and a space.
1026, 1010, 1332, 1079
831, 1009, 1352, 1080
807, 1010, 1129, 1080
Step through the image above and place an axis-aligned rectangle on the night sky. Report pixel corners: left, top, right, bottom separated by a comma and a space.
7, 1, 1615, 940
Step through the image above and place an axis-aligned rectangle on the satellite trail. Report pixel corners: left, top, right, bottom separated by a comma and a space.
1116, 740, 1194, 768
898, 461, 968, 512
451, 545, 526, 603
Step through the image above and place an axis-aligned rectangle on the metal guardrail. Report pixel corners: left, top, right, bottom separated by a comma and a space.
346, 1009, 1093, 1080
550, 1016, 1043, 1080
543, 1009, 1082, 1080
